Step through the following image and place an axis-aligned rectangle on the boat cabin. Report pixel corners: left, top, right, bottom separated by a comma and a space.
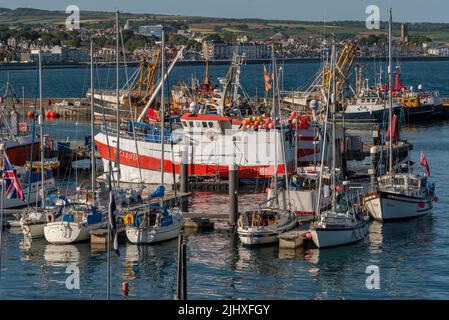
180, 112, 233, 134
379, 173, 427, 197
240, 210, 279, 227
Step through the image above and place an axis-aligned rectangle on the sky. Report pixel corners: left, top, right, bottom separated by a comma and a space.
0, 0, 448, 23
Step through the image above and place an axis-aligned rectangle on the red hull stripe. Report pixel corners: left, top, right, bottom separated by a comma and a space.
95, 140, 296, 178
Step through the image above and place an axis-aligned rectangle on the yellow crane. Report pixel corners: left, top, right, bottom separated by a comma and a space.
322, 41, 358, 101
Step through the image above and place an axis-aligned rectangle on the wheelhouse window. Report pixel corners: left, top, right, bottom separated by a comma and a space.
202, 122, 208, 128
408, 178, 420, 187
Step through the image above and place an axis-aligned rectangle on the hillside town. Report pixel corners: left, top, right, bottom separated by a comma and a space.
1, 20, 449, 64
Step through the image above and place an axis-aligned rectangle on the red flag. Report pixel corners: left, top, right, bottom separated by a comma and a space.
395, 70, 403, 92
420, 152, 430, 176
147, 108, 159, 121
386, 114, 399, 143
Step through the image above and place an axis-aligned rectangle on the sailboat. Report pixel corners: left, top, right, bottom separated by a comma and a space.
309, 36, 369, 249
20, 51, 62, 239
363, 9, 437, 221
125, 28, 183, 245
237, 49, 297, 246
43, 40, 107, 244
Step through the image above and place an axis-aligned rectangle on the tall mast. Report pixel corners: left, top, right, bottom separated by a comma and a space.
160, 29, 165, 187
90, 40, 96, 208
38, 51, 45, 208
115, 11, 120, 185
204, 57, 209, 85
331, 37, 336, 213
388, 8, 393, 177
272, 45, 278, 205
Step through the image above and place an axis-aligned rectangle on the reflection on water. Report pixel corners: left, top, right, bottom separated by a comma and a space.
278, 247, 305, 260
121, 241, 178, 299
44, 244, 81, 267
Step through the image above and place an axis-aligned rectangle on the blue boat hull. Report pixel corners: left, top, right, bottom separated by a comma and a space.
336, 108, 401, 123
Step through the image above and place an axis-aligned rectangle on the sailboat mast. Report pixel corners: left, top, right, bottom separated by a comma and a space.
331, 37, 336, 213
90, 40, 96, 208
388, 9, 393, 177
388, 8, 393, 183
160, 29, 165, 187
115, 11, 120, 185
38, 51, 45, 208
272, 45, 278, 204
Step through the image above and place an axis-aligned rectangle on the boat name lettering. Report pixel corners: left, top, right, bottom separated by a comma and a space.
119, 150, 138, 161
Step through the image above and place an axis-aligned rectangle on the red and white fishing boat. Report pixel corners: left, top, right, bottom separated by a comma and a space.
95, 110, 298, 183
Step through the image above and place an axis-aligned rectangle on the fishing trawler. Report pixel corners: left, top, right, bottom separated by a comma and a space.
390, 66, 442, 122
339, 89, 402, 123
95, 51, 295, 184
95, 109, 296, 184
86, 55, 157, 121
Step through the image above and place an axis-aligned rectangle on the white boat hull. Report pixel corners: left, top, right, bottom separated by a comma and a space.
238, 216, 297, 246
238, 228, 280, 246
44, 222, 105, 244
126, 220, 182, 244
364, 191, 432, 221
311, 222, 368, 248
21, 221, 45, 239
8, 220, 22, 228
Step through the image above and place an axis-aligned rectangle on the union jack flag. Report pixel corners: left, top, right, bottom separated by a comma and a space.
2, 152, 25, 202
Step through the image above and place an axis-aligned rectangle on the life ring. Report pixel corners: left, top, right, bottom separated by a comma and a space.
46, 212, 55, 223
124, 213, 134, 225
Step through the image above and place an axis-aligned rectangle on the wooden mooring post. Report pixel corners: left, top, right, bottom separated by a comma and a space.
228, 164, 239, 227
174, 234, 187, 300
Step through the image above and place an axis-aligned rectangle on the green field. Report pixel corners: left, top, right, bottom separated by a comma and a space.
1, 7, 449, 42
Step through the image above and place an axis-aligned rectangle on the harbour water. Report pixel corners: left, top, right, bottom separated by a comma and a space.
1, 61, 449, 299
2, 59, 449, 99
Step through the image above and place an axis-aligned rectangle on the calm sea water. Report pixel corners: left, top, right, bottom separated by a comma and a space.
0, 61, 449, 299
2, 59, 449, 99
